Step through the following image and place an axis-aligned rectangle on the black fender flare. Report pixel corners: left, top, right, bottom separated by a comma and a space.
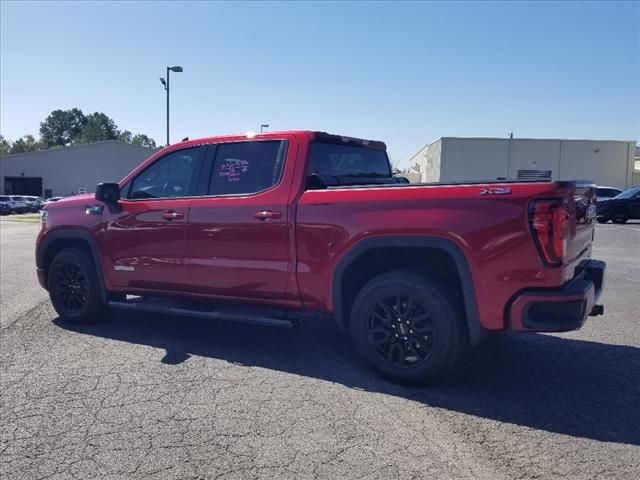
332, 236, 483, 345
37, 229, 108, 303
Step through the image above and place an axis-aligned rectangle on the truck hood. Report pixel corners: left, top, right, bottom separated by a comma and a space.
45, 194, 96, 209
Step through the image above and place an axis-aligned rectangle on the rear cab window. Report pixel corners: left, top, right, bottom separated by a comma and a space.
307, 140, 392, 187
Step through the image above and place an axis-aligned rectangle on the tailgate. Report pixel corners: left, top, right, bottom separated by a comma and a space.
566, 181, 597, 265
528, 181, 596, 272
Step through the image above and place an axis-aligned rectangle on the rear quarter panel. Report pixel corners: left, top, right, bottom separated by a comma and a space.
296, 182, 578, 330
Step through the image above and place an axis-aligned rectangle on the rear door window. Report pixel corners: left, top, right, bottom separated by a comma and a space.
208, 141, 287, 196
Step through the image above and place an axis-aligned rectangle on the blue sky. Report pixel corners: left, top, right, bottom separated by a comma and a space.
1, 1, 638, 165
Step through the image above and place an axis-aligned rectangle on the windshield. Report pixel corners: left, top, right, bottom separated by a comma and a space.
615, 187, 640, 199
308, 142, 391, 179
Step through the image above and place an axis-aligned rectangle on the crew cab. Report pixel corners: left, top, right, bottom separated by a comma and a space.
36, 131, 606, 383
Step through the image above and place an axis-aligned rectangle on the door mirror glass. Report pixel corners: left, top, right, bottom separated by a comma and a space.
95, 183, 121, 204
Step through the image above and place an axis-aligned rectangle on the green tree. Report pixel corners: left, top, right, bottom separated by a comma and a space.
131, 134, 157, 148
39, 108, 87, 147
117, 130, 133, 143
78, 112, 119, 143
9, 135, 40, 154
0, 135, 11, 156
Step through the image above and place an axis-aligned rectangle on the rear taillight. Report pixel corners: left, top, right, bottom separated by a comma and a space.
529, 199, 569, 267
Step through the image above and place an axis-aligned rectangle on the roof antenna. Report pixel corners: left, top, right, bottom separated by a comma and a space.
181, 137, 189, 142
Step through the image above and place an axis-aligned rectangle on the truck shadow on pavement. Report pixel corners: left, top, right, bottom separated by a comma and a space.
55, 311, 640, 446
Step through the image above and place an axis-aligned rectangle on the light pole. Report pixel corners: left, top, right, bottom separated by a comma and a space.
260, 124, 269, 133
159, 66, 183, 146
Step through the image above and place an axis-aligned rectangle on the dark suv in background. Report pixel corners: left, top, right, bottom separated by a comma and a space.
595, 186, 623, 204
597, 186, 640, 224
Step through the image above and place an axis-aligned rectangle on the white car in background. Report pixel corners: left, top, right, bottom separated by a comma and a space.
23, 196, 44, 212
6, 196, 29, 214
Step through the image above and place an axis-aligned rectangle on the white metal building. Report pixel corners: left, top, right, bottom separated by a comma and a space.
410, 137, 638, 189
0, 141, 158, 198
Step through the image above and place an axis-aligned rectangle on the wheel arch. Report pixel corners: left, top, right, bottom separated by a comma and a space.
332, 236, 483, 345
37, 229, 107, 303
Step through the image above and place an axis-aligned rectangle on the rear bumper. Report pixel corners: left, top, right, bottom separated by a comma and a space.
510, 259, 605, 332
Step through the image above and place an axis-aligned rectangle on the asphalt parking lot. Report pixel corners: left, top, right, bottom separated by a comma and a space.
1, 218, 639, 479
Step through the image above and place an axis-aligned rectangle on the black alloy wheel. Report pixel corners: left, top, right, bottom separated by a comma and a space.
611, 208, 629, 224
52, 262, 89, 314
367, 294, 435, 368
48, 248, 105, 324
349, 271, 466, 384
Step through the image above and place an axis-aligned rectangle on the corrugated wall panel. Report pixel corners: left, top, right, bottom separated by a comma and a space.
559, 141, 633, 189
510, 140, 561, 179
441, 138, 509, 182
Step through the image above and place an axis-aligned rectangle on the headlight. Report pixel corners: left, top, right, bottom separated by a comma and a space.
40, 209, 48, 225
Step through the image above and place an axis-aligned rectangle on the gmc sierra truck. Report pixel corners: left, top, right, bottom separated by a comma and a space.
36, 131, 606, 383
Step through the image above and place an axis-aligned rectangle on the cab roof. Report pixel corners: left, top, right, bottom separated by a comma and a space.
168, 130, 387, 152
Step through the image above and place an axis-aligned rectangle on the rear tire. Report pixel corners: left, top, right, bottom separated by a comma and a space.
349, 272, 466, 384
611, 208, 629, 224
48, 248, 105, 324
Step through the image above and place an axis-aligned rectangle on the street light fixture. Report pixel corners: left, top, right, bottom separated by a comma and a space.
159, 65, 183, 146
260, 124, 269, 133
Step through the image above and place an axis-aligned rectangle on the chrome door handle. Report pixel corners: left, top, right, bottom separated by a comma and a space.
162, 211, 184, 221
254, 210, 282, 220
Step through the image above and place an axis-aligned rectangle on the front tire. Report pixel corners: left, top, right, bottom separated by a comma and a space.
611, 208, 629, 224
48, 248, 105, 324
596, 217, 609, 224
349, 272, 466, 384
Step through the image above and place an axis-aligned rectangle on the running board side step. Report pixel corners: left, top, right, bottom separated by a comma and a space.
107, 300, 298, 328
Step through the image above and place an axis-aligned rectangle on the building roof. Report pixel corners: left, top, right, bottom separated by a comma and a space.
409, 136, 638, 164
439, 136, 637, 144
0, 141, 158, 160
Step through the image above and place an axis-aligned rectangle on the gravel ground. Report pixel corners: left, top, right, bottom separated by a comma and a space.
1, 219, 639, 479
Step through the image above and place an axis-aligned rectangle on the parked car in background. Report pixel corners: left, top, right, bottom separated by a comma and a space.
595, 186, 623, 204
24, 196, 44, 212
6, 196, 28, 214
597, 186, 640, 224
0, 196, 12, 215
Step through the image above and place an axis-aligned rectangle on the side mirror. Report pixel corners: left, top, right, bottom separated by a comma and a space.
95, 183, 121, 204
306, 173, 326, 190
394, 175, 410, 184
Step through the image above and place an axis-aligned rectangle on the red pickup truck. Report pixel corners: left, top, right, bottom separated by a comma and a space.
36, 131, 605, 383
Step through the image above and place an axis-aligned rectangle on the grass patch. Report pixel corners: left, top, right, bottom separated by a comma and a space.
2, 214, 41, 223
